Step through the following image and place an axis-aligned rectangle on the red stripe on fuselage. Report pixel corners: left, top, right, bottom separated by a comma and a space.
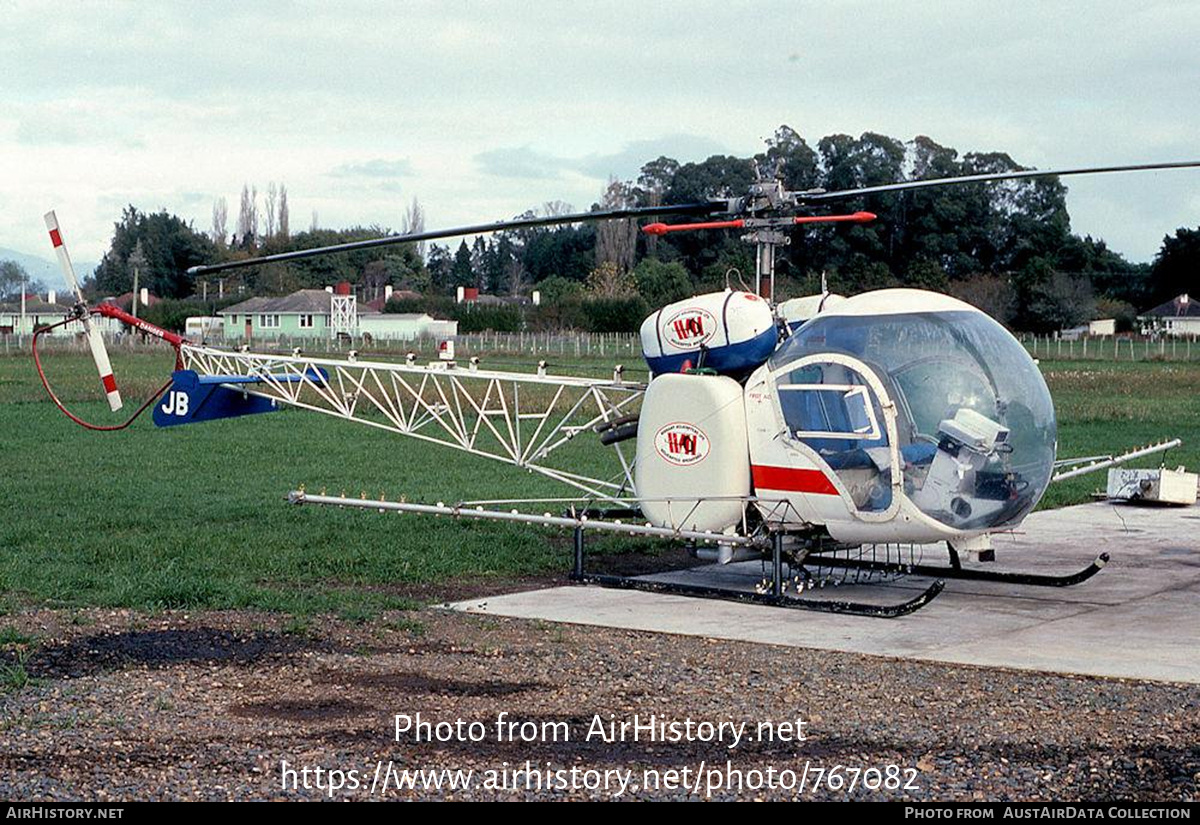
751, 465, 839, 496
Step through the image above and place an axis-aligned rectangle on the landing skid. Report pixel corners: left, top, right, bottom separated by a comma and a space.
571, 529, 943, 618
810, 544, 1110, 588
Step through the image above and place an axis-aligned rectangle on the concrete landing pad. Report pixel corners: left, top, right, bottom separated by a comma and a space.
450, 500, 1200, 684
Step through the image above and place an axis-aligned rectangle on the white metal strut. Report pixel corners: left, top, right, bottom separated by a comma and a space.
181, 345, 645, 503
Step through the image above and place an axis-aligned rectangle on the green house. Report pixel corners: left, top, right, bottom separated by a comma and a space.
219, 290, 374, 341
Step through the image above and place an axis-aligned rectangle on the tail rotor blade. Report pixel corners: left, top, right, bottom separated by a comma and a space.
85, 323, 122, 411
43, 210, 86, 301
43, 211, 123, 411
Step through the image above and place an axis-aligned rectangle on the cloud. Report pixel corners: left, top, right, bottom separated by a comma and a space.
576, 135, 730, 180
328, 159, 415, 178
475, 135, 729, 182
3, 2, 1199, 264
474, 146, 568, 180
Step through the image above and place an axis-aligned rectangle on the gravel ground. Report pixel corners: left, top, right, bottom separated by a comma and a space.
1, 595, 1197, 801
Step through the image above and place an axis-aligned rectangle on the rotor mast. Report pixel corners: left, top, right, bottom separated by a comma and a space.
745, 161, 788, 303
748, 223, 787, 302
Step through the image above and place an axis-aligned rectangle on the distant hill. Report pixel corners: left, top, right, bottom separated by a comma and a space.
0, 247, 99, 293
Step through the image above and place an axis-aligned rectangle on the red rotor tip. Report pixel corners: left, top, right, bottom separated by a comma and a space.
642, 223, 669, 236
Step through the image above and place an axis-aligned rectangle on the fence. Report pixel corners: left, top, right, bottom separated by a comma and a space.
1019, 334, 1200, 362
12, 329, 1200, 365
2, 329, 646, 361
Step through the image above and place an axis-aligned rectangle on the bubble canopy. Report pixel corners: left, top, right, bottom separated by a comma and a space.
770, 291, 1056, 532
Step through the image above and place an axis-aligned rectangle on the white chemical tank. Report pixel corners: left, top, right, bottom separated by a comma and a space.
640, 290, 776, 377
776, 293, 846, 332
635, 373, 750, 533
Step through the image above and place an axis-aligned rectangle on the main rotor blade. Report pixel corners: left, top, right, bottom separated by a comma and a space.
44, 210, 123, 411
187, 200, 719, 276
798, 160, 1200, 202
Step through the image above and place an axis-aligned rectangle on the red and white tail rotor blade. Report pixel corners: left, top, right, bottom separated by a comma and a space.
43, 211, 123, 412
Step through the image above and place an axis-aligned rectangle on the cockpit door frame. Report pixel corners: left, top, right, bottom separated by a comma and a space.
769, 352, 903, 524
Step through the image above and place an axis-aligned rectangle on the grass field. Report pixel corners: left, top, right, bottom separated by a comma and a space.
2, 344, 1198, 615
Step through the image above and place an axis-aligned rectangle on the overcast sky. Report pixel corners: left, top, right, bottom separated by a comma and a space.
3, 0, 1198, 272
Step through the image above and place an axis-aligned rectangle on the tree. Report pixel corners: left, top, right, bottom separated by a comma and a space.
237, 184, 258, 249
210, 197, 228, 248
534, 275, 584, 305
1012, 257, 1094, 333
521, 222, 595, 284
93, 206, 216, 299
838, 257, 898, 293
1148, 227, 1200, 308
595, 177, 637, 274
1094, 297, 1137, 332
505, 254, 530, 298
894, 136, 969, 276
636, 157, 679, 205
362, 249, 429, 301
383, 249, 430, 293
757, 125, 819, 192
271, 225, 391, 292
949, 274, 1017, 326
427, 244, 452, 293
664, 154, 756, 203
452, 240, 474, 288
660, 154, 756, 278
903, 257, 949, 292
402, 197, 426, 261
264, 182, 279, 239
0, 260, 42, 301
633, 258, 692, 307
278, 185, 290, 240
635, 157, 677, 258
583, 296, 649, 332
586, 261, 636, 297
542, 199, 573, 218
471, 236, 493, 291
1047, 234, 1148, 309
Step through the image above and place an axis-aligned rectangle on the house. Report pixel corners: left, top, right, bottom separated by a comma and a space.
0, 292, 78, 336
219, 288, 457, 342
1059, 318, 1116, 340
359, 312, 458, 341
219, 289, 365, 341
0, 290, 159, 337
1139, 293, 1200, 337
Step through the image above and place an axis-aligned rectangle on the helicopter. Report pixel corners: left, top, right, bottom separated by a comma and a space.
36, 159, 1200, 617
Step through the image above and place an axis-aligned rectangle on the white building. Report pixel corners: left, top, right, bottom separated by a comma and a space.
358, 312, 457, 341
1139, 294, 1200, 337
